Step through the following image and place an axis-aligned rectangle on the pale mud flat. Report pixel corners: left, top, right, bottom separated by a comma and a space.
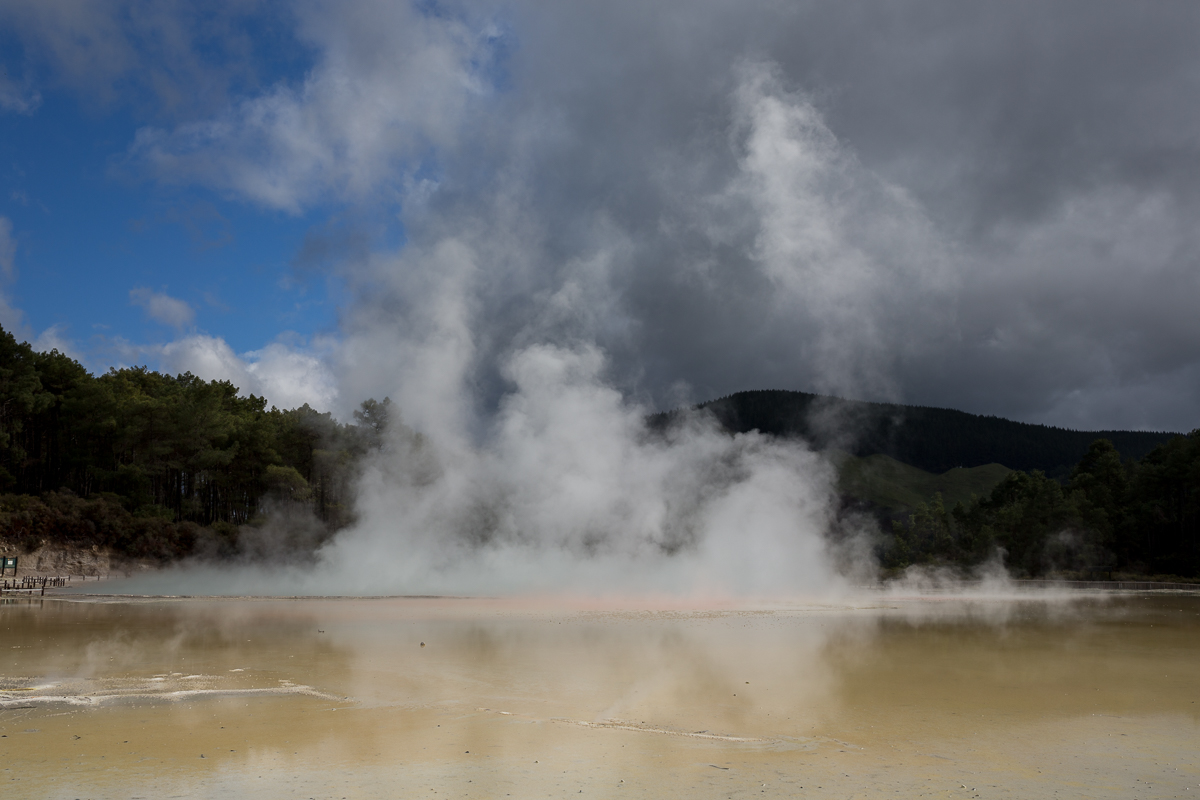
0, 593, 1197, 799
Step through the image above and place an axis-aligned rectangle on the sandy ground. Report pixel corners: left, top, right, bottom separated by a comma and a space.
0, 594, 1197, 799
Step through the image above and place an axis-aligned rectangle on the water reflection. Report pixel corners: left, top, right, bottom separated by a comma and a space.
0, 594, 1197, 798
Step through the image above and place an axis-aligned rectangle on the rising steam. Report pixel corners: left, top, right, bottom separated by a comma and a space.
125, 340, 849, 596
110, 59, 963, 598
324, 343, 843, 595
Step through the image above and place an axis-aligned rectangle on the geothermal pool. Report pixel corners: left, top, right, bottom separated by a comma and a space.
0, 593, 1196, 798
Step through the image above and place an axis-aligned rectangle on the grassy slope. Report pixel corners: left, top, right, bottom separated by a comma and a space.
832, 450, 1011, 520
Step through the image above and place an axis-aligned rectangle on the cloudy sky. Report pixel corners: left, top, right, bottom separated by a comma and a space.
1, 0, 1198, 432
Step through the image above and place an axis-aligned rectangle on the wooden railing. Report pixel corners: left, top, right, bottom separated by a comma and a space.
1010, 579, 1200, 591
0, 576, 72, 595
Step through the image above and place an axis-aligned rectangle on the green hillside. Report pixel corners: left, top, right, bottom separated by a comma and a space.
832, 451, 1011, 520
652, 389, 1181, 476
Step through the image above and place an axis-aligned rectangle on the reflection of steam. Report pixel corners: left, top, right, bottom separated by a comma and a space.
550, 716, 769, 742
9, 596, 1195, 800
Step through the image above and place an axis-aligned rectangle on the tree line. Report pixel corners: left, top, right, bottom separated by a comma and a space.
3, 324, 1195, 577
0, 325, 394, 562
884, 436, 1200, 578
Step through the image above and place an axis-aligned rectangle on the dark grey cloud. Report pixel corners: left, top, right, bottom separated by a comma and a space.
14, 0, 1200, 431
376, 0, 1200, 431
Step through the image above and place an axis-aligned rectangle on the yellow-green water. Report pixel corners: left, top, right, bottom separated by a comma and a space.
0, 593, 1197, 798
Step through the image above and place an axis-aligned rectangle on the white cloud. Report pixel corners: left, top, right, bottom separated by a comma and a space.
0, 296, 25, 336
32, 324, 82, 359
157, 334, 339, 412
0, 216, 25, 335
242, 340, 341, 413
129, 1, 497, 212
0, 216, 16, 280
129, 287, 195, 330
0, 69, 41, 114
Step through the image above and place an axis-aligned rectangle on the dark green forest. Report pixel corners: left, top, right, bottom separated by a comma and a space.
2, 326, 1197, 578
671, 389, 1177, 476
880, 436, 1200, 578
0, 325, 393, 562
664, 390, 1199, 578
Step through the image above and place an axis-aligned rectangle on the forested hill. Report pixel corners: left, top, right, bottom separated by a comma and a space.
0, 325, 395, 561
654, 390, 1180, 475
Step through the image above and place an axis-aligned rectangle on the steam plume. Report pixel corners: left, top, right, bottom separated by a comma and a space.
119, 60, 954, 597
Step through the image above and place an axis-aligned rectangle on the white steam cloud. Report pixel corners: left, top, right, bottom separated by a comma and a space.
725, 62, 955, 398
325, 343, 841, 595
133, 342, 846, 597
118, 58, 929, 598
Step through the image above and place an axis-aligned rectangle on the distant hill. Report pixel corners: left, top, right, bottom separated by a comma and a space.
832, 451, 1010, 520
651, 390, 1181, 476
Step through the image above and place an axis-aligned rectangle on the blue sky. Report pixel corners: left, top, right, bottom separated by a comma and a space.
1, 38, 340, 363
1, 1, 1198, 432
